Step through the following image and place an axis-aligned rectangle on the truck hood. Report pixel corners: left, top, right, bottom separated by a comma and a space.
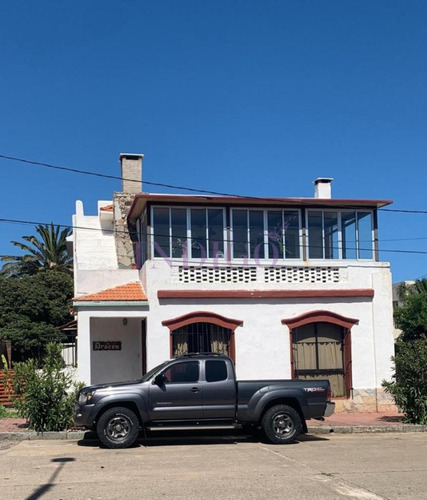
82, 380, 142, 393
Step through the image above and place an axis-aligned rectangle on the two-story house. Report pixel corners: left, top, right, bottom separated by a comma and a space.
70, 154, 396, 413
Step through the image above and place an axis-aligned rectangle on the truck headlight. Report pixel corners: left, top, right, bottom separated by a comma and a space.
78, 391, 95, 405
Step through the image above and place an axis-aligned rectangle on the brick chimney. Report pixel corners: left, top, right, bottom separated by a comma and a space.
314, 177, 333, 199
114, 153, 143, 268
119, 153, 143, 193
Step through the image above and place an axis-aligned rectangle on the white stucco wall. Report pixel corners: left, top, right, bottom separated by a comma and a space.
141, 259, 394, 388
76, 308, 148, 385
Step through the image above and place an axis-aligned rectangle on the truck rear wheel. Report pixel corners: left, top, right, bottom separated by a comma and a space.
96, 407, 140, 449
261, 404, 302, 444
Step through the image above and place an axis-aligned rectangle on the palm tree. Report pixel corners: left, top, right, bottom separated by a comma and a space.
0, 223, 72, 277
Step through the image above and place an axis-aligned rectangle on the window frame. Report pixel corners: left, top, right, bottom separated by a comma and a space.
306, 209, 374, 261
151, 206, 227, 261
230, 208, 302, 261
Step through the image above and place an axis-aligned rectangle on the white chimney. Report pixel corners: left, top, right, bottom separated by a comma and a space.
314, 177, 333, 199
119, 153, 143, 193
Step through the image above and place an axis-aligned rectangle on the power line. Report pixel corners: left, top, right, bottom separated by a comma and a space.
0, 217, 426, 256
1, 153, 427, 214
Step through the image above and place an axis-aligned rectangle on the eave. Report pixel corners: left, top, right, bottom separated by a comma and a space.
128, 193, 393, 220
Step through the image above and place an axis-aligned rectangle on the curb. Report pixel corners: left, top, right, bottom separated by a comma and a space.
0, 430, 87, 441
308, 424, 427, 434
1, 425, 427, 441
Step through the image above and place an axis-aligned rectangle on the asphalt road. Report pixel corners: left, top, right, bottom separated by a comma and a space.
1, 432, 427, 499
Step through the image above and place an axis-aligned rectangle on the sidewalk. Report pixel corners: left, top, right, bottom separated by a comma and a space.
307, 411, 427, 434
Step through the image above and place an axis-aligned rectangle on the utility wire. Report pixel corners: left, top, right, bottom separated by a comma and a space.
0, 217, 426, 256
1, 153, 426, 214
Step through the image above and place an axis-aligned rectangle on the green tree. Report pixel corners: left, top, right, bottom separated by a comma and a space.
0, 271, 74, 363
394, 279, 427, 342
383, 338, 427, 424
383, 279, 427, 423
0, 223, 72, 277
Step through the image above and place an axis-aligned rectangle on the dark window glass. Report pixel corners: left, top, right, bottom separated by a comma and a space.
342, 211, 357, 259
190, 209, 207, 259
232, 210, 249, 258
162, 361, 199, 384
324, 211, 338, 259
171, 208, 187, 258
153, 207, 170, 257
267, 211, 284, 259
208, 209, 224, 258
283, 210, 300, 258
249, 210, 264, 259
308, 211, 323, 258
206, 360, 228, 382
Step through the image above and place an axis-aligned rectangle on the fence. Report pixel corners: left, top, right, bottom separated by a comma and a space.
0, 371, 15, 406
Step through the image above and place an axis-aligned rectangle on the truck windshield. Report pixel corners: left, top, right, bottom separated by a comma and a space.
139, 361, 170, 382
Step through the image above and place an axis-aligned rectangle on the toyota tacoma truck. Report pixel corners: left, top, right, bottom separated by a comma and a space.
75, 354, 335, 448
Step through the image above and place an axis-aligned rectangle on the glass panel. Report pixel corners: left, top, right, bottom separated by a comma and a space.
342, 211, 357, 259
283, 210, 300, 258
232, 210, 249, 258
267, 211, 284, 259
171, 208, 187, 258
162, 361, 199, 384
324, 211, 339, 259
206, 360, 228, 382
153, 207, 170, 258
249, 210, 264, 259
190, 209, 207, 259
208, 209, 224, 258
308, 211, 323, 259
357, 211, 373, 259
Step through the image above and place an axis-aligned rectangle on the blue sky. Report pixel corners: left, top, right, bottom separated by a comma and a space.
0, 0, 426, 283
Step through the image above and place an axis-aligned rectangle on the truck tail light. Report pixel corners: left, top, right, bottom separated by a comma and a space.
327, 385, 332, 401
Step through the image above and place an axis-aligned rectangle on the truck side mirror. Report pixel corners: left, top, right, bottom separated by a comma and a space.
154, 373, 166, 386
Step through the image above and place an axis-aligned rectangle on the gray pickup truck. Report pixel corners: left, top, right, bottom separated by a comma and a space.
75, 354, 335, 448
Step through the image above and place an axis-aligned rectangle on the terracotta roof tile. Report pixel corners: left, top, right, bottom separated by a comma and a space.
74, 282, 147, 302
100, 204, 113, 212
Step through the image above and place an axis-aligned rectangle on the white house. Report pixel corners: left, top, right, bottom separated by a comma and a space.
70, 153, 396, 413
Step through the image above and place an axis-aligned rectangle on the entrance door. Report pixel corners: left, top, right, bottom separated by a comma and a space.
148, 360, 204, 421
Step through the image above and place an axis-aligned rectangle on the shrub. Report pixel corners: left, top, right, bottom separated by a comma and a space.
383, 337, 427, 424
6, 342, 83, 432
0, 405, 7, 419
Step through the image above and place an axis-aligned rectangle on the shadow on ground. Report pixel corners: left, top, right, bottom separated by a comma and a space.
77, 429, 329, 448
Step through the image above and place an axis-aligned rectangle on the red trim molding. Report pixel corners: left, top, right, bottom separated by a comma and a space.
282, 310, 359, 330
158, 289, 374, 300
162, 311, 243, 331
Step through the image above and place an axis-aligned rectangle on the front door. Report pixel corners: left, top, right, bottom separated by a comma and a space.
148, 360, 203, 422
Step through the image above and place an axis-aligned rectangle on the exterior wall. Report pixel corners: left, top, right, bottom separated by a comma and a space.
72, 200, 139, 296
76, 308, 148, 385
141, 258, 396, 412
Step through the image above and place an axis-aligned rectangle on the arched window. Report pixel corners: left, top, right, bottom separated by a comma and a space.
282, 311, 357, 398
162, 312, 243, 361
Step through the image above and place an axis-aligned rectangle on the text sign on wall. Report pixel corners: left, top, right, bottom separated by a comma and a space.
93, 341, 122, 351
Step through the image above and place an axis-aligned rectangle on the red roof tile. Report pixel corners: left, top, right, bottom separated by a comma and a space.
100, 204, 113, 212
74, 282, 147, 302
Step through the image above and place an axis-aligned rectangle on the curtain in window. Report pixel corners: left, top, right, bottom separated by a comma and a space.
293, 322, 346, 398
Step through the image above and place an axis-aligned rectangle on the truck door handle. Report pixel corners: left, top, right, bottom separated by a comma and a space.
190, 387, 200, 393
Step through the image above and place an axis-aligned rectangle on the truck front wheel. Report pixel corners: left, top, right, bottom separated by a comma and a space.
261, 404, 302, 444
96, 407, 140, 449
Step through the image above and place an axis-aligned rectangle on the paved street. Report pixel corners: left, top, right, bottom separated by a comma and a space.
1, 432, 427, 499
